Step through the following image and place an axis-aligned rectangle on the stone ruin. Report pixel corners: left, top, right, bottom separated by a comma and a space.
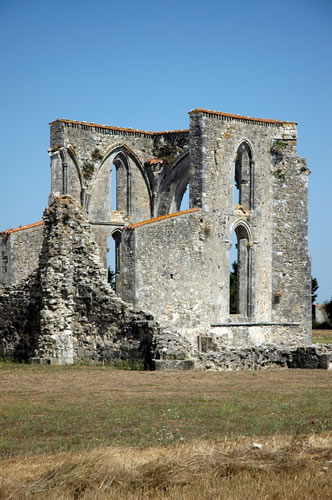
0, 108, 331, 369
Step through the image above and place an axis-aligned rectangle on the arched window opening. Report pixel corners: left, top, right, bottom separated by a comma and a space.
156, 154, 190, 216
179, 183, 190, 211
175, 171, 191, 213
234, 143, 253, 209
229, 231, 238, 313
229, 225, 251, 316
108, 230, 122, 293
111, 153, 131, 215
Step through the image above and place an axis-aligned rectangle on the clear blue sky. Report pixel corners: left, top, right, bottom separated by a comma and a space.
0, 0, 331, 303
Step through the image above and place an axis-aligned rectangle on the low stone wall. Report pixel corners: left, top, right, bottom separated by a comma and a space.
209, 323, 309, 349
155, 345, 332, 371
0, 222, 44, 289
0, 275, 41, 361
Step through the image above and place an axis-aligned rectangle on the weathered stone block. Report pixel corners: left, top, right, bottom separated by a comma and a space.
154, 359, 196, 371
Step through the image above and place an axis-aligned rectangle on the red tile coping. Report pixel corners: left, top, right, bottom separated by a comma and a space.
1, 221, 44, 235
148, 158, 169, 165
50, 119, 189, 136
126, 208, 201, 230
189, 108, 297, 125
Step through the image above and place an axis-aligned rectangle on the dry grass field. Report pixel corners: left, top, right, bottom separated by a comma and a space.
312, 329, 332, 344
0, 364, 331, 498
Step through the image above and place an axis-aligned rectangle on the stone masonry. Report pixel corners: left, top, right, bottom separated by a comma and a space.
0, 108, 321, 369
0, 196, 162, 364
0, 222, 44, 289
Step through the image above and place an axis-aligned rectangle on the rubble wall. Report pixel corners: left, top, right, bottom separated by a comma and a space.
0, 196, 163, 364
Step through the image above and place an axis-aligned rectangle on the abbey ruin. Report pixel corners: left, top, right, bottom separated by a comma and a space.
1, 108, 329, 369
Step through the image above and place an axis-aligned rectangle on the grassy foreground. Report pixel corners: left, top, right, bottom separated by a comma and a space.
0, 364, 331, 498
312, 328, 332, 344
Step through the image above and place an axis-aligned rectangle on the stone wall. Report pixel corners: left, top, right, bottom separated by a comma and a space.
0, 196, 162, 365
0, 222, 44, 289
0, 109, 313, 361
121, 209, 210, 346
119, 110, 311, 350
49, 119, 190, 267
0, 274, 41, 361
186, 110, 311, 347
0, 195, 328, 371
49, 120, 190, 220
155, 345, 332, 371
270, 139, 311, 341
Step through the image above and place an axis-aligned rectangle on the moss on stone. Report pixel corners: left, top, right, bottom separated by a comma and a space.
91, 148, 103, 161
82, 161, 94, 179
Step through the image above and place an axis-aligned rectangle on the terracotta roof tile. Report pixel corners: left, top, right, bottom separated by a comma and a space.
189, 108, 297, 125
148, 158, 169, 165
1, 221, 44, 235
50, 119, 189, 136
126, 208, 201, 230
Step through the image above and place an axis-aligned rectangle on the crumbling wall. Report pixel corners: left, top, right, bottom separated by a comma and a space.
0, 109, 313, 364
270, 138, 311, 342
0, 273, 41, 361
49, 120, 190, 269
49, 120, 189, 220
0, 196, 167, 364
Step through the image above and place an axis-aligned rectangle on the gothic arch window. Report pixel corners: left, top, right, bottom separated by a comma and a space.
111, 152, 131, 215
58, 150, 68, 195
176, 174, 191, 212
179, 183, 190, 211
229, 223, 253, 317
234, 142, 254, 209
156, 153, 190, 216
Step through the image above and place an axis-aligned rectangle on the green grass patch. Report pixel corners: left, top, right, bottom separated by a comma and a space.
0, 365, 331, 458
312, 329, 332, 344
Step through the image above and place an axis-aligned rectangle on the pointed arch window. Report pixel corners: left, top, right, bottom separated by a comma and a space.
111, 152, 131, 215
179, 183, 190, 211
234, 142, 254, 209
229, 224, 253, 317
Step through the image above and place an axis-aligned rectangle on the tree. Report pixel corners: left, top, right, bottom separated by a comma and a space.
108, 266, 116, 291
324, 299, 332, 325
311, 277, 318, 304
229, 261, 237, 314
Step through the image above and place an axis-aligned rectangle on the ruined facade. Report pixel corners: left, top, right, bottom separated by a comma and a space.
0, 109, 314, 365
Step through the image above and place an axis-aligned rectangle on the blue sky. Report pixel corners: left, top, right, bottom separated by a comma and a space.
0, 0, 331, 303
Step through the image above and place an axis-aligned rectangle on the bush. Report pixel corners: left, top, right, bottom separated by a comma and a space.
312, 320, 331, 330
